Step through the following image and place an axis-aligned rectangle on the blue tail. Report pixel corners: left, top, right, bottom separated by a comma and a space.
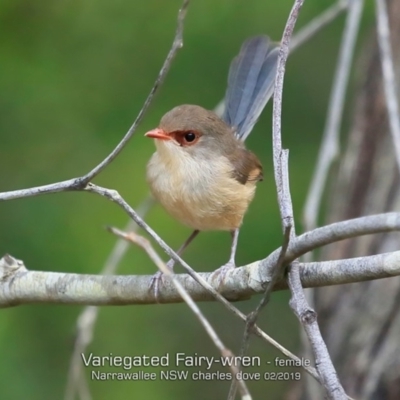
222, 36, 279, 142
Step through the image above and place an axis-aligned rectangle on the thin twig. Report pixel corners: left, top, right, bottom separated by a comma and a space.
261, 211, 400, 282
252, 227, 291, 313
0, 178, 82, 201
303, 0, 364, 231
291, 0, 349, 52
0, 0, 349, 203
86, 183, 248, 307
79, 0, 190, 183
375, 0, 400, 173
0, 0, 190, 202
64, 197, 154, 400
231, 0, 311, 396
228, 225, 292, 400
217, 1, 348, 121
110, 227, 251, 400
50, 184, 325, 378
272, 1, 348, 397
272, 0, 302, 232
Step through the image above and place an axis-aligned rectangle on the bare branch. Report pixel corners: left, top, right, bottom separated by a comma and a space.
259, 212, 400, 281
303, 0, 364, 231
291, 0, 349, 52
3, 250, 400, 305
375, 0, 400, 173
80, 0, 190, 183
0, 254, 320, 380
254, 326, 320, 381
3, 213, 400, 305
0, 178, 82, 201
217, 0, 348, 121
299, 3, 364, 392
272, 3, 348, 394
0, 0, 190, 202
272, 0, 303, 230
85, 184, 233, 303
84, 181, 289, 372
288, 262, 347, 399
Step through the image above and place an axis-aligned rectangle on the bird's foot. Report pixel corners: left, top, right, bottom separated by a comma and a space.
149, 259, 175, 302
213, 261, 236, 289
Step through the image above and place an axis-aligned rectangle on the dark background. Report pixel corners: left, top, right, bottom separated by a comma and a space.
0, 1, 374, 399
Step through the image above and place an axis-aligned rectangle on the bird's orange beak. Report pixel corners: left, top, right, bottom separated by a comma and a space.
144, 128, 172, 141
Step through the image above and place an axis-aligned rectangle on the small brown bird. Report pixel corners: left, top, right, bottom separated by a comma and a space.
145, 36, 278, 292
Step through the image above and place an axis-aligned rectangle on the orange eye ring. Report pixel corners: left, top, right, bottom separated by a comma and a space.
172, 130, 201, 146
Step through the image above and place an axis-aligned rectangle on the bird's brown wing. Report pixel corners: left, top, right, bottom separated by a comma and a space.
230, 148, 263, 184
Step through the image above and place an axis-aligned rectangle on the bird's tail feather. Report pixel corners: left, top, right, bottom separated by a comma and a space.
222, 36, 279, 142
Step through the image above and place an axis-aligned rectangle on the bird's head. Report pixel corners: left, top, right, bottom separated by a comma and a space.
145, 105, 237, 162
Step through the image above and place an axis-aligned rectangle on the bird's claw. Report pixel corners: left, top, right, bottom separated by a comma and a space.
149, 259, 175, 302
149, 271, 165, 302
213, 261, 236, 289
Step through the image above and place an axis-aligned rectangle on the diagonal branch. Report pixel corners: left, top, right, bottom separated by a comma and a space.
290, 0, 349, 52
0, 0, 190, 201
79, 0, 190, 184
110, 228, 251, 399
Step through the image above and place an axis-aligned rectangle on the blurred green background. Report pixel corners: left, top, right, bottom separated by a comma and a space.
0, 1, 374, 399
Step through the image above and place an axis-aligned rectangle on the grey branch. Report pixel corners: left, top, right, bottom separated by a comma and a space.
0, 0, 190, 202
80, 0, 190, 183
271, 0, 346, 397
259, 212, 400, 279
290, 0, 349, 52
0, 213, 400, 306
272, 1, 299, 231
288, 262, 347, 399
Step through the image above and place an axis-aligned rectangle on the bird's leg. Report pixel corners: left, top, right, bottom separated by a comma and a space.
149, 229, 200, 300
227, 228, 239, 266
215, 228, 239, 286
166, 229, 200, 270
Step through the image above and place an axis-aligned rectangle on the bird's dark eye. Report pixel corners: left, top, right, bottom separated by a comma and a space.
184, 131, 196, 142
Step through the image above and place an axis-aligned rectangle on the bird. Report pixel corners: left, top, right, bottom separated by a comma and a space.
145, 35, 279, 295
